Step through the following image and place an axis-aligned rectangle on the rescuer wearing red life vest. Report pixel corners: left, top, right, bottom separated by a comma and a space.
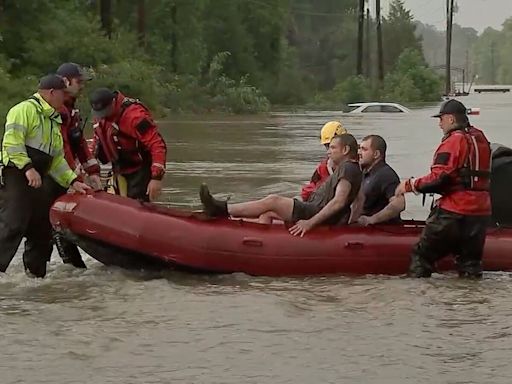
57, 63, 101, 188
301, 121, 347, 201
44, 63, 102, 269
395, 99, 491, 278
89, 88, 167, 201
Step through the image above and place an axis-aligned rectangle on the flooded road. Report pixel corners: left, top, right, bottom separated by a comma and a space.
2, 93, 512, 383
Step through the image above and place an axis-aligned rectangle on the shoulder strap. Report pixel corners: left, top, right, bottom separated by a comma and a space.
116, 97, 148, 124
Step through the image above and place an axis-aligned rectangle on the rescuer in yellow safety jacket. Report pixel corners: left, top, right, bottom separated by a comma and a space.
0, 74, 90, 277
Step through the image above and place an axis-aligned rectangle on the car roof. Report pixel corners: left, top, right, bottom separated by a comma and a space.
347, 102, 403, 107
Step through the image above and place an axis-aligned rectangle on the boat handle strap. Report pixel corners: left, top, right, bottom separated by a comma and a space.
242, 237, 263, 247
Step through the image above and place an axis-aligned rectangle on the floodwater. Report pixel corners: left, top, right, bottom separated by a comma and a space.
2, 93, 512, 383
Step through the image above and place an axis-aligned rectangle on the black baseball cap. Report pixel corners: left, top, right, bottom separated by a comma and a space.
57, 62, 93, 81
89, 87, 116, 118
38, 74, 68, 90
432, 99, 467, 118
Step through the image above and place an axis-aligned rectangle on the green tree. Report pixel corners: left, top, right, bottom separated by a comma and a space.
382, 0, 423, 73
383, 49, 442, 102
471, 27, 502, 84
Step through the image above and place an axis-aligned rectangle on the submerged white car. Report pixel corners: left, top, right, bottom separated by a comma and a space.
346, 102, 410, 113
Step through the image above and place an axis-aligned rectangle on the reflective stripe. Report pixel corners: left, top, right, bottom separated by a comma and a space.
84, 158, 98, 168
152, 163, 165, 169
50, 160, 73, 179
51, 145, 63, 158
470, 135, 480, 182
5, 144, 27, 154
5, 123, 28, 134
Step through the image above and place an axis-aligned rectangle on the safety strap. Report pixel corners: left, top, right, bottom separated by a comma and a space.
109, 98, 149, 146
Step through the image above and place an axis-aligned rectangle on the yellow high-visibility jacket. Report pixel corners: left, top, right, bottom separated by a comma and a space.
2, 93, 77, 188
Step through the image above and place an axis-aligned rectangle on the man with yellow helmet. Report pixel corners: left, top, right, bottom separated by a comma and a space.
301, 121, 347, 201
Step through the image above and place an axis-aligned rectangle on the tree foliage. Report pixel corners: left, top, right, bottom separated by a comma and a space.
0, 0, 443, 116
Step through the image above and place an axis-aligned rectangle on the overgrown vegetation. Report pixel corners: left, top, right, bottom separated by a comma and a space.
0, 0, 443, 118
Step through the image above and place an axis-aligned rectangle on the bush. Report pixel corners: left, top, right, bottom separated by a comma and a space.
383, 49, 442, 102
332, 75, 372, 104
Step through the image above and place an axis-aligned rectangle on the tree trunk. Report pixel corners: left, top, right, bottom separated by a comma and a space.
170, 1, 177, 73
376, 0, 384, 82
100, 0, 112, 39
365, 7, 371, 78
357, 0, 365, 75
137, 0, 146, 48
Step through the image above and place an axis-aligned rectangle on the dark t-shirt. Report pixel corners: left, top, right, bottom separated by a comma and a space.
362, 161, 401, 223
305, 160, 362, 224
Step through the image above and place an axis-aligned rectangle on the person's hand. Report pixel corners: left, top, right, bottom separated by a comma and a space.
394, 180, 408, 197
289, 219, 314, 237
146, 179, 162, 202
88, 174, 102, 191
25, 168, 42, 188
71, 180, 91, 194
358, 215, 376, 226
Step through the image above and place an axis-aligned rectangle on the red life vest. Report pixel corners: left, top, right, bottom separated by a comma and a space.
301, 158, 334, 201
59, 100, 99, 176
452, 126, 491, 192
94, 97, 150, 171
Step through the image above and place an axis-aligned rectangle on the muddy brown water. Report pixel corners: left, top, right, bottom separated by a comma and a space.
2, 93, 512, 383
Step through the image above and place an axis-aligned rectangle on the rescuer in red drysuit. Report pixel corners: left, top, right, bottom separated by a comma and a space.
395, 99, 491, 278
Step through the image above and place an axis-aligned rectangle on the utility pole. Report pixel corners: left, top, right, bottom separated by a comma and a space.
376, 0, 384, 82
445, 0, 454, 95
365, 7, 371, 78
357, 0, 365, 75
465, 49, 470, 83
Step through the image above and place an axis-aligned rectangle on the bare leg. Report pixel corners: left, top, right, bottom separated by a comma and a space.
258, 211, 282, 224
200, 184, 294, 221
228, 195, 294, 221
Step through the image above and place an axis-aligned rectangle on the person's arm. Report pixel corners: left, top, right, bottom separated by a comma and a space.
395, 134, 467, 196
124, 107, 167, 201
301, 165, 323, 201
289, 179, 351, 236
366, 195, 405, 224
349, 188, 365, 224
361, 176, 405, 225
127, 108, 167, 180
3, 102, 32, 170
300, 170, 320, 201
76, 135, 100, 176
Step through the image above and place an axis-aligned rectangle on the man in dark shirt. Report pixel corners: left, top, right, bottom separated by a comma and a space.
354, 135, 405, 225
199, 134, 362, 237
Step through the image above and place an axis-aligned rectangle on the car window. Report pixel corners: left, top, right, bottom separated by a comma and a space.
361, 105, 382, 113
381, 105, 402, 113
346, 105, 360, 113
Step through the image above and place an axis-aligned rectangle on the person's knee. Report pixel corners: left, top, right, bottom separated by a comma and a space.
263, 194, 281, 207
258, 211, 274, 224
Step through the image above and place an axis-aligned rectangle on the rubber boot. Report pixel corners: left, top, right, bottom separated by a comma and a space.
408, 253, 434, 278
199, 184, 228, 217
54, 232, 87, 268
457, 261, 483, 279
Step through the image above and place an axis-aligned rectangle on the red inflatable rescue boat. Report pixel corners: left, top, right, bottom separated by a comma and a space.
49, 191, 512, 276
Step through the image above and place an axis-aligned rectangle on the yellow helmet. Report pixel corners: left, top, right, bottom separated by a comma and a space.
320, 121, 347, 145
